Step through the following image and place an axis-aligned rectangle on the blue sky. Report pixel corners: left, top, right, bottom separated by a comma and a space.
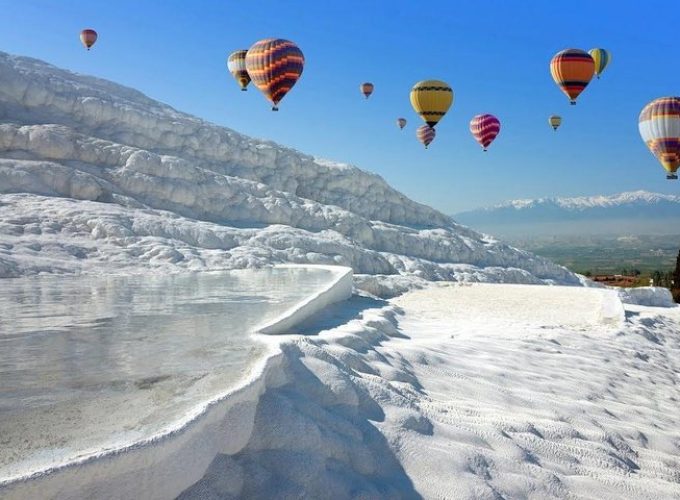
0, 0, 678, 213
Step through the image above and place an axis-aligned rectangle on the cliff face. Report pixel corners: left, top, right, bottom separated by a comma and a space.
0, 51, 578, 285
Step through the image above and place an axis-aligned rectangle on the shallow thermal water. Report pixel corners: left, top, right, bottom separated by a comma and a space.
0, 267, 334, 480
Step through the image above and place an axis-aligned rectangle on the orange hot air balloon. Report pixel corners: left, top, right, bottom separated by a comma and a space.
360, 83, 374, 99
80, 29, 98, 50
245, 38, 304, 111
550, 49, 595, 104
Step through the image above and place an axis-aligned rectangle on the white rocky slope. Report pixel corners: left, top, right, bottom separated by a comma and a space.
182, 284, 680, 500
0, 51, 578, 287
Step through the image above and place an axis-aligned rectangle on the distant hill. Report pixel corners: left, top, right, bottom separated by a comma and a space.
454, 191, 680, 237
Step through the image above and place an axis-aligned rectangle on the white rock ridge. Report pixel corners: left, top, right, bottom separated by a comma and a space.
0, 51, 578, 286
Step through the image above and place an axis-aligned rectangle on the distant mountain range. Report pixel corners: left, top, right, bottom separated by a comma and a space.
454, 191, 680, 237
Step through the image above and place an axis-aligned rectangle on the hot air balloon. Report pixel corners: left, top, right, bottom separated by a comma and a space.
80, 29, 97, 50
416, 124, 436, 149
227, 50, 251, 91
588, 48, 611, 79
397, 118, 407, 130
550, 49, 595, 104
470, 114, 501, 151
245, 38, 304, 111
361, 83, 374, 99
410, 80, 453, 128
549, 115, 562, 131
639, 97, 680, 180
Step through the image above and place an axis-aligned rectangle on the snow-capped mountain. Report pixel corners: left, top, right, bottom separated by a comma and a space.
0, 51, 578, 288
455, 191, 680, 237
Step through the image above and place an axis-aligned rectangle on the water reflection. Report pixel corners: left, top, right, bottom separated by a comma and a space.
0, 267, 332, 478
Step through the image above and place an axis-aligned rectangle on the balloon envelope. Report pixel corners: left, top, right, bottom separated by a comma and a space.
410, 80, 453, 127
549, 115, 562, 130
361, 83, 374, 99
416, 124, 436, 148
470, 114, 500, 151
588, 48, 611, 79
227, 50, 251, 91
245, 38, 304, 110
80, 29, 97, 50
639, 97, 680, 179
550, 49, 595, 104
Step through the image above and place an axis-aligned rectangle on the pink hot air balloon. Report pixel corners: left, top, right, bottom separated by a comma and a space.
469, 114, 501, 151
416, 124, 436, 149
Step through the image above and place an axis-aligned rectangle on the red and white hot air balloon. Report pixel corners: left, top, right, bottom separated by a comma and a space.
469, 114, 501, 151
416, 124, 436, 149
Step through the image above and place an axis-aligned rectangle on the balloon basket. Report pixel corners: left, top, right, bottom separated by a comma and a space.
667, 174, 678, 180
272, 106, 279, 112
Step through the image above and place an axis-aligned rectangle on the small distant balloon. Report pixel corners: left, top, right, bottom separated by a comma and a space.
639, 97, 680, 180
550, 49, 595, 104
361, 83, 374, 99
227, 50, 251, 91
410, 80, 453, 128
245, 38, 304, 111
469, 114, 500, 151
416, 124, 436, 149
588, 48, 611, 79
80, 29, 97, 50
397, 118, 407, 130
549, 115, 562, 131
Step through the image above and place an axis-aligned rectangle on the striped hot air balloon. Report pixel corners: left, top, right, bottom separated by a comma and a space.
639, 97, 680, 180
245, 38, 304, 111
410, 80, 453, 128
550, 49, 595, 104
361, 83, 374, 99
80, 29, 97, 50
588, 48, 611, 79
549, 115, 562, 130
227, 50, 251, 91
416, 124, 436, 149
397, 118, 407, 130
470, 114, 501, 151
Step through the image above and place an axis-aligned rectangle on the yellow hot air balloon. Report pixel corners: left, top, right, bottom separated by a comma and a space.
410, 80, 453, 128
588, 48, 611, 79
549, 115, 562, 131
227, 50, 251, 91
